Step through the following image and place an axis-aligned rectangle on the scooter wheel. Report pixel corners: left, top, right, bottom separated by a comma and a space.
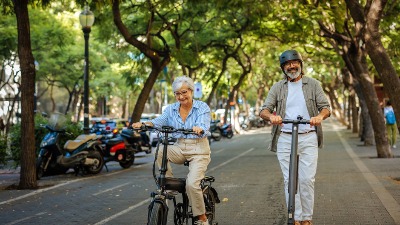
226, 132, 233, 139
36, 157, 45, 180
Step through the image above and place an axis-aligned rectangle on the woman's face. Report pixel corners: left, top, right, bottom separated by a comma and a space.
174, 85, 193, 106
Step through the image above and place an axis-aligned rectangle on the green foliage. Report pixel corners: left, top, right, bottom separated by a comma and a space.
0, 134, 7, 166
8, 121, 21, 168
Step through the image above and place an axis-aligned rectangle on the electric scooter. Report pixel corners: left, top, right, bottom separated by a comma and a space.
282, 116, 310, 225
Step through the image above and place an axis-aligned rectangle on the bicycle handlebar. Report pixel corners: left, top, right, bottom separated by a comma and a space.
134, 125, 203, 136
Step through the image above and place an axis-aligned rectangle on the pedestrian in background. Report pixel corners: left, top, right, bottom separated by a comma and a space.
260, 50, 331, 225
384, 100, 397, 148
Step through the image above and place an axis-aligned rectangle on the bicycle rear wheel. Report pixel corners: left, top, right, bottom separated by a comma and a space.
147, 201, 167, 225
203, 186, 217, 224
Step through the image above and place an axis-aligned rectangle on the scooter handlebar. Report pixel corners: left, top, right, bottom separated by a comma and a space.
282, 119, 310, 124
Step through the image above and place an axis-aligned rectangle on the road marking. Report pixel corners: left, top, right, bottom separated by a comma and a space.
213, 148, 225, 154
94, 198, 151, 225
337, 131, 400, 225
93, 182, 131, 196
208, 148, 255, 172
5, 212, 46, 225
0, 163, 151, 206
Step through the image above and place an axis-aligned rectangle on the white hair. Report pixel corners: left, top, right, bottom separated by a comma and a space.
172, 76, 195, 92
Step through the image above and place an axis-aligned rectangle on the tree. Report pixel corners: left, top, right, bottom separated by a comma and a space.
14, 0, 37, 189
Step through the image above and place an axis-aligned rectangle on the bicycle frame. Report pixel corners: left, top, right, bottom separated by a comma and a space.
282, 116, 310, 225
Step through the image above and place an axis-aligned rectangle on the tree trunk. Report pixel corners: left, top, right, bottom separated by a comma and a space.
346, 45, 391, 156
345, 0, 393, 158
363, 0, 400, 126
15, 0, 37, 189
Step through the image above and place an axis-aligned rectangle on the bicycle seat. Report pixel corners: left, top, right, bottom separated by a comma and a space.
165, 177, 186, 193
203, 176, 215, 182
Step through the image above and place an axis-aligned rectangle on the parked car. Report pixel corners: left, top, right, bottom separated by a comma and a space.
90, 118, 118, 135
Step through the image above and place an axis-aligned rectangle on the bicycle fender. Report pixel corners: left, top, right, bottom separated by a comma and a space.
208, 186, 221, 204
147, 198, 169, 221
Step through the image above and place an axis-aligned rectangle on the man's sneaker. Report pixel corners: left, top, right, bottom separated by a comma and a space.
393, 145, 397, 149
194, 219, 209, 225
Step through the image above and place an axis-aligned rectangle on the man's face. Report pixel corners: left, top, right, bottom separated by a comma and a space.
283, 60, 301, 79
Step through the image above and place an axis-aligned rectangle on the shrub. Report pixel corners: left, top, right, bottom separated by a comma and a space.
0, 134, 7, 166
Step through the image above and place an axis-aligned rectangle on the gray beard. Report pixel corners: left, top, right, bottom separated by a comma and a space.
285, 69, 301, 79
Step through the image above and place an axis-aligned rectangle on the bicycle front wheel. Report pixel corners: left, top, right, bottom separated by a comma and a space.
203, 187, 217, 224
147, 201, 167, 225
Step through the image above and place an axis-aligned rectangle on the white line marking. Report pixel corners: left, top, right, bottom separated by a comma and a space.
208, 148, 255, 172
93, 182, 131, 196
5, 212, 47, 225
0, 163, 151, 206
94, 198, 151, 225
213, 148, 225, 154
337, 131, 400, 225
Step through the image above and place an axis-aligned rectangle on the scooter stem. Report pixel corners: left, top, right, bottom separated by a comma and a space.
288, 122, 299, 225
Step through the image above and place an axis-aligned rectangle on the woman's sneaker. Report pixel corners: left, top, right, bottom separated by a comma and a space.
194, 219, 209, 225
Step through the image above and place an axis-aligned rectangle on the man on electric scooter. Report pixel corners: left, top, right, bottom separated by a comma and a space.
132, 76, 212, 225
259, 50, 331, 225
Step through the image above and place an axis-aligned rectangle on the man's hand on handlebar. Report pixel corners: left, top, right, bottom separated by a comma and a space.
309, 115, 323, 127
269, 115, 283, 126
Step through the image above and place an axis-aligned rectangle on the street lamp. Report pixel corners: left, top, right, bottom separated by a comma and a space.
79, 5, 95, 134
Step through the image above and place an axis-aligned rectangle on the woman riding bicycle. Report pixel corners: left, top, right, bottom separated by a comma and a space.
132, 76, 211, 225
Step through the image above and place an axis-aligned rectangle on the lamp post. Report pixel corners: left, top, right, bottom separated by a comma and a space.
79, 5, 95, 134
227, 73, 232, 124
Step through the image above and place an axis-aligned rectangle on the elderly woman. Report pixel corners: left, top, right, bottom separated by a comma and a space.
132, 76, 211, 225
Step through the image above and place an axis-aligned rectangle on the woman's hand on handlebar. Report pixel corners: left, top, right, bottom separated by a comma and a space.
192, 126, 204, 135
269, 115, 283, 126
131, 122, 153, 129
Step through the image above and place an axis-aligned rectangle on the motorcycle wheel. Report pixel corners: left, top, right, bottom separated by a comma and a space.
226, 131, 233, 139
119, 159, 134, 169
213, 129, 222, 141
85, 149, 105, 174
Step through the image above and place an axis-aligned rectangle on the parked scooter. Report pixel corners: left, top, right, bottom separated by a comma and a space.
100, 132, 135, 170
120, 128, 152, 154
36, 114, 105, 179
218, 122, 234, 139
210, 120, 222, 141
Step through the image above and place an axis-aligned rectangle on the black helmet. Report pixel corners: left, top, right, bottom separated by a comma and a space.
279, 50, 303, 66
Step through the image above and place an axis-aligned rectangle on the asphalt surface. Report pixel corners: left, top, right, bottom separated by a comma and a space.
0, 119, 399, 225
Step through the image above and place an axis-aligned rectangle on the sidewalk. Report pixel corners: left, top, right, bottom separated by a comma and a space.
314, 121, 400, 225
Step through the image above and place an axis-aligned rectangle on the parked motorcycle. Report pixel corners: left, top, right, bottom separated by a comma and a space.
36, 114, 105, 179
210, 120, 222, 141
240, 117, 251, 131
100, 132, 135, 170
120, 128, 152, 154
218, 122, 234, 139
